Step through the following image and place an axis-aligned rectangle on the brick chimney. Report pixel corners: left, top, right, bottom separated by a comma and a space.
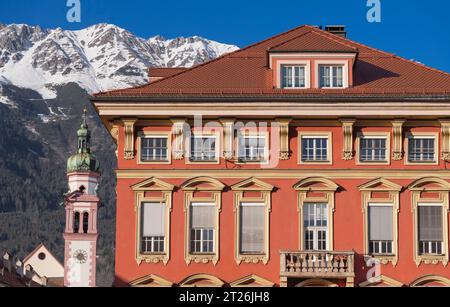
325, 25, 347, 38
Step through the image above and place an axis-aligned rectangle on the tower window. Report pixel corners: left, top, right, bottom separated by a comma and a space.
83, 212, 89, 234
73, 212, 80, 233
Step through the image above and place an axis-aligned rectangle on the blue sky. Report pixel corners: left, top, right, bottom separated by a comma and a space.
1, 0, 450, 72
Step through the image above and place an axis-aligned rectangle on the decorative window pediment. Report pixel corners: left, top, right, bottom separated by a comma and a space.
358, 178, 402, 192
129, 274, 174, 287
181, 176, 226, 191
359, 275, 404, 287
131, 177, 175, 192
410, 275, 450, 287
408, 177, 450, 191
229, 275, 275, 287
231, 177, 274, 192
179, 274, 225, 287
293, 177, 339, 192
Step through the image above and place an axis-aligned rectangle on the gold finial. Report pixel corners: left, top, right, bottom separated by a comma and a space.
83, 106, 88, 114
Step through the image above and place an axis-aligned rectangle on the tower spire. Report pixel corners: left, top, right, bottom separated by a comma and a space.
67, 108, 99, 173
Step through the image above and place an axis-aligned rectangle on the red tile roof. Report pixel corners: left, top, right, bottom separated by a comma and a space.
148, 67, 189, 79
94, 25, 450, 99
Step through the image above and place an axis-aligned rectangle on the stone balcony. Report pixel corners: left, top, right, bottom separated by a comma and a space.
280, 251, 355, 287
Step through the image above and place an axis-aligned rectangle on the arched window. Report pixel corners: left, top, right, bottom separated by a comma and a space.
83, 212, 89, 234
73, 212, 80, 233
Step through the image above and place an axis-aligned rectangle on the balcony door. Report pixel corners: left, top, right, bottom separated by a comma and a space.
304, 203, 329, 251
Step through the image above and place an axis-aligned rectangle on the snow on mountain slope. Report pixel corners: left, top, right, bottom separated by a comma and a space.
0, 23, 239, 99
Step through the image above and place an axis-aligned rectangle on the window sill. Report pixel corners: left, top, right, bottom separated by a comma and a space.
185, 253, 218, 265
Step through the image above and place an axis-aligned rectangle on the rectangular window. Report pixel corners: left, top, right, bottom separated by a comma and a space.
301, 136, 329, 162
368, 205, 393, 255
190, 135, 217, 162
418, 205, 443, 255
238, 135, 267, 162
141, 136, 169, 162
141, 202, 165, 254
303, 203, 328, 251
360, 137, 387, 162
240, 203, 265, 254
190, 203, 215, 254
319, 65, 343, 88
408, 137, 436, 163
281, 65, 306, 89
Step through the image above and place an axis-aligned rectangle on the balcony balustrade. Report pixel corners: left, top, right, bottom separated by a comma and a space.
280, 251, 355, 279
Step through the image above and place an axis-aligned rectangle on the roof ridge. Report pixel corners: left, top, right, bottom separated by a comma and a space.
311, 26, 450, 78
268, 30, 313, 50
310, 29, 358, 51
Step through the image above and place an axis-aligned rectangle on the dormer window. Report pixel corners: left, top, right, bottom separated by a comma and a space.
319, 65, 344, 88
281, 65, 306, 89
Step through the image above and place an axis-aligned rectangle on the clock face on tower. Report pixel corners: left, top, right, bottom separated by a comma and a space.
73, 249, 88, 264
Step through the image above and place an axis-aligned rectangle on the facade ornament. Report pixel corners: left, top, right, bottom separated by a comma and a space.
276, 118, 292, 160
440, 120, 450, 162
171, 119, 187, 160
341, 119, 356, 160
220, 118, 235, 159
122, 119, 137, 160
392, 119, 406, 160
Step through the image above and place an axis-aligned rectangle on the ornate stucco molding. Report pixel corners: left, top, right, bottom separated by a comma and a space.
440, 120, 450, 162
171, 118, 187, 160
392, 120, 406, 161
220, 118, 235, 160
122, 119, 137, 160
341, 119, 356, 160
276, 118, 292, 160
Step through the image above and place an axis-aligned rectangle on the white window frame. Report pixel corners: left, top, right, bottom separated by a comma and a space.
188, 133, 220, 164
303, 203, 329, 251
275, 59, 311, 89
298, 132, 333, 165
315, 60, 349, 89
406, 133, 438, 165
237, 133, 269, 163
189, 202, 216, 255
280, 65, 307, 89
356, 132, 391, 165
138, 132, 172, 165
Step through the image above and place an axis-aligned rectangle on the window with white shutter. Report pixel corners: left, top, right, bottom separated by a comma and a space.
239, 203, 265, 254
368, 204, 393, 255
190, 203, 215, 254
141, 202, 166, 253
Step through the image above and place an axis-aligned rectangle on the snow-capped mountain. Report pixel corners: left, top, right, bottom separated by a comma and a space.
0, 23, 238, 99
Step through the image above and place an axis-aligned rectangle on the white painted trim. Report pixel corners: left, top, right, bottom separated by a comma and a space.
315, 60, 349, 89
275, 60, 311, 89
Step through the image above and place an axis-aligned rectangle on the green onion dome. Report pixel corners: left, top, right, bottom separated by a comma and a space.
67, 108, 100, 173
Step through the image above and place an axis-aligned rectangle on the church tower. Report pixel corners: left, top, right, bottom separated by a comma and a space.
63, 108, 101, 287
